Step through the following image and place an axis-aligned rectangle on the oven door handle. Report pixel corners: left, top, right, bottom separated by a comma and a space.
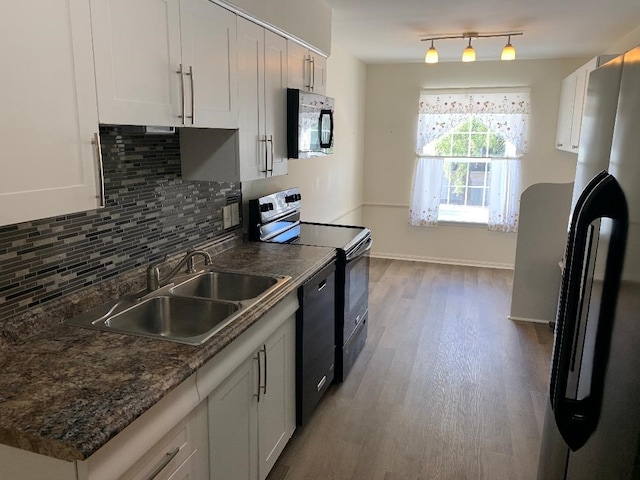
346, 236, 372, 261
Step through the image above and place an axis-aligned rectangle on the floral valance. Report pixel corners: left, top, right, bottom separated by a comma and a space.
416, 88, 531, 156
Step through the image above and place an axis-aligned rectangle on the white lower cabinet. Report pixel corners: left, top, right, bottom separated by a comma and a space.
120, 400, 209, 480
208, 314, 296, 480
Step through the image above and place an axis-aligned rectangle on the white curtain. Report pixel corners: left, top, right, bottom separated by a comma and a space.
488, 158, 521, 232
410, 88, 530, 230
416, 89, 530, 156
409, 157, 444, 227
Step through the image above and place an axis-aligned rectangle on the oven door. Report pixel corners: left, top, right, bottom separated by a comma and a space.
342, 236, 371, 343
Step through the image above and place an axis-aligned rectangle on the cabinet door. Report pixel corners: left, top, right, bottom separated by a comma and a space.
180, 0, 238, 128
287, 40, 310, 91
0, 0, 101, 226
90, 0, 182, 126
311, 54, 327, 95
264, 31, 288, 177
258, 315, 296, 480
208, 354, 258, 480
556, 73, 577, 151
569, 57, 598, 152
237, 18, 267, 182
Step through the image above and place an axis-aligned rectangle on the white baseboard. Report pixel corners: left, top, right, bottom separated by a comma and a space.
370, 251, 514, 270
508, 315, 553, 324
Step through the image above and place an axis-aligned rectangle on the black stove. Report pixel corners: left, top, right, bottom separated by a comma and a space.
249, 187, 371, 385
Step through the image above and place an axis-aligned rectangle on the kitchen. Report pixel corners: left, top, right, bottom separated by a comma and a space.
2, 0, 640, 479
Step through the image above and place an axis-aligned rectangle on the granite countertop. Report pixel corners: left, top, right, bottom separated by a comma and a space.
0, 241, 335, 462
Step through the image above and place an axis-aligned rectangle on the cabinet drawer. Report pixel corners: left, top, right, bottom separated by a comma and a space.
121, 401, 207, 480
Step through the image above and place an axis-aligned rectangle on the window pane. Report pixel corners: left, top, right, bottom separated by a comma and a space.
451, 134, 469, 156
469, 134, 488, 157
468, 187, 485, 206
471, 118, 488, 132
488, 135, 506, 156
468, 162, 487, 186
448, 162, 468, 189
435, 135, 452, 156
447, 188, 465, 205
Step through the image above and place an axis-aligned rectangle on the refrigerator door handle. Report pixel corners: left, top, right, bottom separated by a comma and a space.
552, 174, 628, 451
549, 170, 608, 402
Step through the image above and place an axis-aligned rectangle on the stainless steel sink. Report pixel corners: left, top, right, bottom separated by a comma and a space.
67, 269, 291, 345
103, 296, 239, 344
169, 271, 280, 301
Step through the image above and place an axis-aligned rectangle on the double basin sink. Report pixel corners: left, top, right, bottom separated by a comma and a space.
68, 270, 290, 345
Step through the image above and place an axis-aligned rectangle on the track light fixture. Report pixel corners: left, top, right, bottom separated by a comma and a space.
421, 31, 523, 64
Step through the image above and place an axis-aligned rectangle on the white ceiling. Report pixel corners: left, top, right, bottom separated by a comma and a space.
324, 0, 640, 63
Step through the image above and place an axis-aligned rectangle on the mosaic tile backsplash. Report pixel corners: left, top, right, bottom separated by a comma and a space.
0, 126, 241, 320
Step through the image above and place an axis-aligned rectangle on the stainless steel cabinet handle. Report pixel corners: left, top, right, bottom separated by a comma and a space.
259, 136, 268, 175
143, 446, 180, 480
254, 351, 261, 402
310, 56, 315, 91
304, 55, 312, 90
557, 143, 563, 147
318, 280, 327, 291
261, 345, 267, 395
267, 135, 274, 174
572, 144, 579, 149
188, 65, 195, 124
92, 132, 105, 207
177, 64, 186, 125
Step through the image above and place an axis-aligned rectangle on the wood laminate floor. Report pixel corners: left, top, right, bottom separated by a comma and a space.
268, 258, 554, 480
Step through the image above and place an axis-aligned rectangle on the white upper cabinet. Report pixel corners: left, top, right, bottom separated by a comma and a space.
287, 40, 327, 95
0, 0, 102, 226
90, 0, 182, 126
90, 0, 238, 128
179, 0, 238, 128
238, 18, 287, 181
556, 56, 610, 153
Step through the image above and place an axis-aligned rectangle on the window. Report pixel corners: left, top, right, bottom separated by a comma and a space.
409, 89, 530, 231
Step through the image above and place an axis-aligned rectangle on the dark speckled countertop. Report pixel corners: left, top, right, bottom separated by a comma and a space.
0, 241, 335, 462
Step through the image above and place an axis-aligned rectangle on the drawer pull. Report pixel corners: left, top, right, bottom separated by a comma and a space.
144, 446, 180, 480
317, 375, 327, 392
318, 280, 327, 291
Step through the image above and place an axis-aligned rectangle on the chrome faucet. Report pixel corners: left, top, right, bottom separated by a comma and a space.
146, 250, 213, 291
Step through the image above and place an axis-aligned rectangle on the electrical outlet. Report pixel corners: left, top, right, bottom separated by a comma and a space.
222, 205, 232, 229
231, 202, 240, 226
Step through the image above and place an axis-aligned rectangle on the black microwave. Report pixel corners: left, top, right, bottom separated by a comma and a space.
287, 88, 334, 159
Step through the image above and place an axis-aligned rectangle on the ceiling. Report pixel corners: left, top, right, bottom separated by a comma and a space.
324, 0, 640, 63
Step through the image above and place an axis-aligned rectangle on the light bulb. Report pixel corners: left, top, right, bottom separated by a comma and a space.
501, 36, 516, 60
462, 38, 476, 62
425, 41, 438, 64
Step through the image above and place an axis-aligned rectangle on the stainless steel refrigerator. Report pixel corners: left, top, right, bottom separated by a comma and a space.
537, 46, 640, 479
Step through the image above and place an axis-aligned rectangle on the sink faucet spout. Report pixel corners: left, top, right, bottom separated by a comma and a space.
146, 250, 213, 291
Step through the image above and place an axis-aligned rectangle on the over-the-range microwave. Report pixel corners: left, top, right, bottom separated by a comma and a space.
287, 88, 334, 159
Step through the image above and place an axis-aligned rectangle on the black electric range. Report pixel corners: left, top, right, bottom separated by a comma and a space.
248, 188, 371, 385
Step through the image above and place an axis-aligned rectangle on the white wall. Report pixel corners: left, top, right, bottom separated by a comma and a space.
242, 43, 366, 225
222, 0, 332, 54
362, 58, 589, 268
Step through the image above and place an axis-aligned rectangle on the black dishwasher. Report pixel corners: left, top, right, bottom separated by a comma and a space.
297, 260, 336, 425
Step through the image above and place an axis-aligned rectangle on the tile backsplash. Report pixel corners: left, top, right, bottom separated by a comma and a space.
0, 126, 241, 320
